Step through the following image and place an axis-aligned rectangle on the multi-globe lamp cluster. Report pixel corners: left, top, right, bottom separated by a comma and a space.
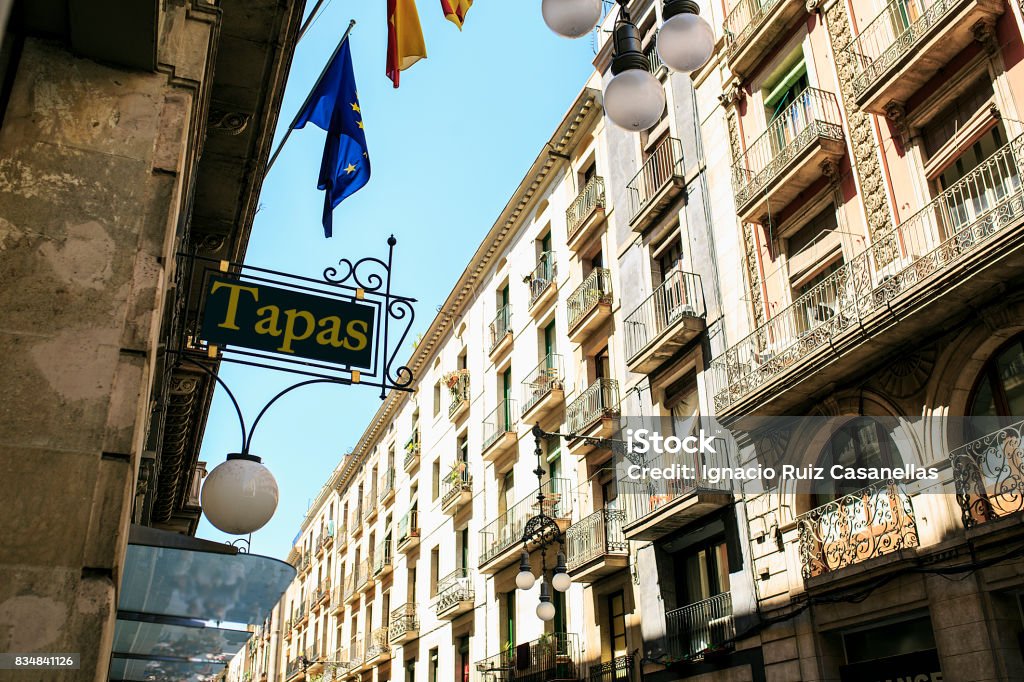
542, 0, 715, 131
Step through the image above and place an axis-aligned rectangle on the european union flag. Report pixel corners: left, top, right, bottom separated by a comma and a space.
292, 38, 369, 237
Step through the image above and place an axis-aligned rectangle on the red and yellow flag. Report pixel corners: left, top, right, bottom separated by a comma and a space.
387, 0, 427, 88
440, 0, 472, 29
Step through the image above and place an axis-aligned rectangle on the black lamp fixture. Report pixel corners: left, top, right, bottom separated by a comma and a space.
513, 424, 573, 621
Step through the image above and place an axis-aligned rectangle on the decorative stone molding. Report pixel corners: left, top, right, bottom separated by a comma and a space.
820, 157, 841, 185
196, 233, 227, 253
972, 18, 998, 56
208, 109, 251, 135
805, 0, 825, 12
883, 101, 908, 143
742, 222, 766, 328
873, 349, 937, 399
718, 79, 745, 109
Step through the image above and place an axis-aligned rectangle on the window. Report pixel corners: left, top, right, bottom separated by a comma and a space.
434, 382, 442, 416
787, 204, 839, 258
921, 74, 994, 159
813, 418, 900, 501
460, 528, 470, 569
673, 536, 730, 606
969, 334, 1024, 436
499, 471, 515, 517
502, 591, 516, 650
458, 636, 471, 682
935, 126, 1018, 234
430, 548, 440, 597
762, 52, 811, 155
607, 591, 628, 659
429, 648, 439, 682
432, 459, 440, 500
406, 659, 417, 682
795, 260, 843, 333
594, 347, 610, 381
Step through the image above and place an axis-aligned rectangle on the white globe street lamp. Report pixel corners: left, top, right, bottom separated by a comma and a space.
604, 12, 665, 131
541, 0, 604, 39
536, 581, 557, 622
201, 453, 279, 535
657, 0, 715, 73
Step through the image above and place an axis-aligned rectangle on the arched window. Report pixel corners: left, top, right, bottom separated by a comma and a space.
813, 417, 900, 502
969, 335, 1024, 419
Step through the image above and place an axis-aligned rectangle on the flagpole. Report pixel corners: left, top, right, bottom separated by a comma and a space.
265, 19, 357, 175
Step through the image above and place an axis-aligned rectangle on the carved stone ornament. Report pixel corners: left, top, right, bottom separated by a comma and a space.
718, 80, 746, 109
972, 18, 998, 56
873, 349, 937, 399
820, 157, 841, 184
208, 109, 251, 136
884, 101, 909, 142
806, 0, 824, 12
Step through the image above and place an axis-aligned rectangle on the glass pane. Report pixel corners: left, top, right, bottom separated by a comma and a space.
109, 656, 224, 681
112, 620, 250, 661
997, 342, 1024, 415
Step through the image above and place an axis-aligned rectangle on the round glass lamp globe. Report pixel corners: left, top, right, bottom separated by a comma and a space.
536, 600, 557, 621
551, 571, 572, 592
516, 570, 537, 591
541, 0, 603, 39
604, 69, 666, 131
201, 457, 279, 535
657, 13, 715, 73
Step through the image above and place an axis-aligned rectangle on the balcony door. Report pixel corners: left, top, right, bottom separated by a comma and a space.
812, 418, 899, 503
502, 367, 513, 430
935, 125, 1019, 234
764, 55, 810, 155
673, 537, 730, 607
606, 591, 628, 660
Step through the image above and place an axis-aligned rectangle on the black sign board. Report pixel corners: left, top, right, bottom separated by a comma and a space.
839, 648, 942, 682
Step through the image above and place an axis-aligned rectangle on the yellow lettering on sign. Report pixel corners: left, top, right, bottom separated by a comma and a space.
279, 309, 316, 353
210, 282, 259, 330
254, 305, 283, 337
316, 316, 345, 347
343, 319, 369, 351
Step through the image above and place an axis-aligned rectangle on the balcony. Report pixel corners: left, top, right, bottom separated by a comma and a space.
358, 557, 375, 593
589, 655, 635, 682
844, 0, 1004, 114
565, 509, 628, 582
364, 487, 379, 523
566, 176, 607, 252
528, 251, 558, 312
320, 526, 334, 551
295, 602, 308, 626
619, 447, 732, 540
623, 270, 706, 373
520, 353, 565, 428
567, 269, 613, 342
447, 369, 471, 421
312, 578, 331, 609
489, 305, 513, 359
433, 567, 475, 619
798, 480, 919, 580
724, 0, 805, 77
482, 399, 519, 471
397, 509, 421, 552
950, 419, 1024, 529
476, 633, 582, 682
364, 627, 391, 665
645, 40, 665, 77
330, 649, 358, 676
345, 563, 366, 603
479, 478, 572, 574
404, 433, 420, 472
388, 603, 419, 645
441, 462, 473, 515
666, 593, 735, 660
332, 584, 346, 613
350, 505, 364, 539
732, 87, 844, 223
566, 379, 620, 457
285, 657, 304, 680
379, 468, 396, 506
304, 644, 323, 674
373, 539, 393, 577
627, 137, 685, 233
711, 136, 1024, 415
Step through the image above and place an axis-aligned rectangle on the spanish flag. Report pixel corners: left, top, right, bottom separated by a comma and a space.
387, 0, 427, 88
441, 0, 472, 29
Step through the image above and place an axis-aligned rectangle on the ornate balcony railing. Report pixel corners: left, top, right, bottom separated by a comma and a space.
476, 633, 582, 682
626, 137, 684, 224
285, 657, 304, 679
365, 627, 390, 661
358, 557, 374, 589
489, 304, 512, 352
566, 378, 620, 435
521, 353, 564, 416
364, 485, 377, 516
731, 87, 843, 208
711, 135, 1024, 411
950, 419, 1024, 528
565, 508, 628, 571
623, 269, 705, 363
568, 268, 613, 330
434, 567, 475, 613
644, 40, 663, 75
404, 432, 420, 469
666, 592, 735, 660
528, 251, 558, 307
797, 479, 919, 579
379, 468, 395, 503
313, 578, 331, 604
388, 603, 419, 641
483, 399, 517, 451
844, 0, 961, 100
480, 478, 572, 566
725, 0, 781, 54
373, 539, 393, 575
441, 461, 472, 508
567, 176, 607, 242
398, 509, 420, 545
447, 369, 471, 418
619, 443, 731, 524
589, 655, 634, 682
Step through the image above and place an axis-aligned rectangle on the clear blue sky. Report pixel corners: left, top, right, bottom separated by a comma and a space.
196, 1, 598, 559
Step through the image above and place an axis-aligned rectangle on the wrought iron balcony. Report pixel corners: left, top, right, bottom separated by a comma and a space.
365, 627, 390, 663
358, 556, 375, 592
798, 480, 919, 579
397, 509, 420, 551
627, 137, 684, 232
567, 268, 613, 339
589, 655, 634, 682
373, 538, 393, 576
364, 486, 379, 521
711, 135, 1024, 413
388, 603, 419, 645
285, 657, 304, 680
434, 567, 475, 618
528, 251, 558, 310
724, 0, 804, 77
843, 0, 1003, 113
351, 503, 364, 536
441, 461, 472, 514
379, 467, 395, 505
644, 40, 664, 76
489, 304, 513, 356
732, 87, 844, 222
566, 378, 619, 438
404, 432, 420, 472
479, 478, 572, 572
312, 578, 331, 606
950, 419, 1024, 529
565, 508, 628, 582
447, 369, 471, 420
623, 269, 705, 373
476, 633, 582, 682
566, 176, 607, 249
521, 353, 565, 424
666, 592, 735, 660
619, 445, 732, 540
482, 399, 518, 465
